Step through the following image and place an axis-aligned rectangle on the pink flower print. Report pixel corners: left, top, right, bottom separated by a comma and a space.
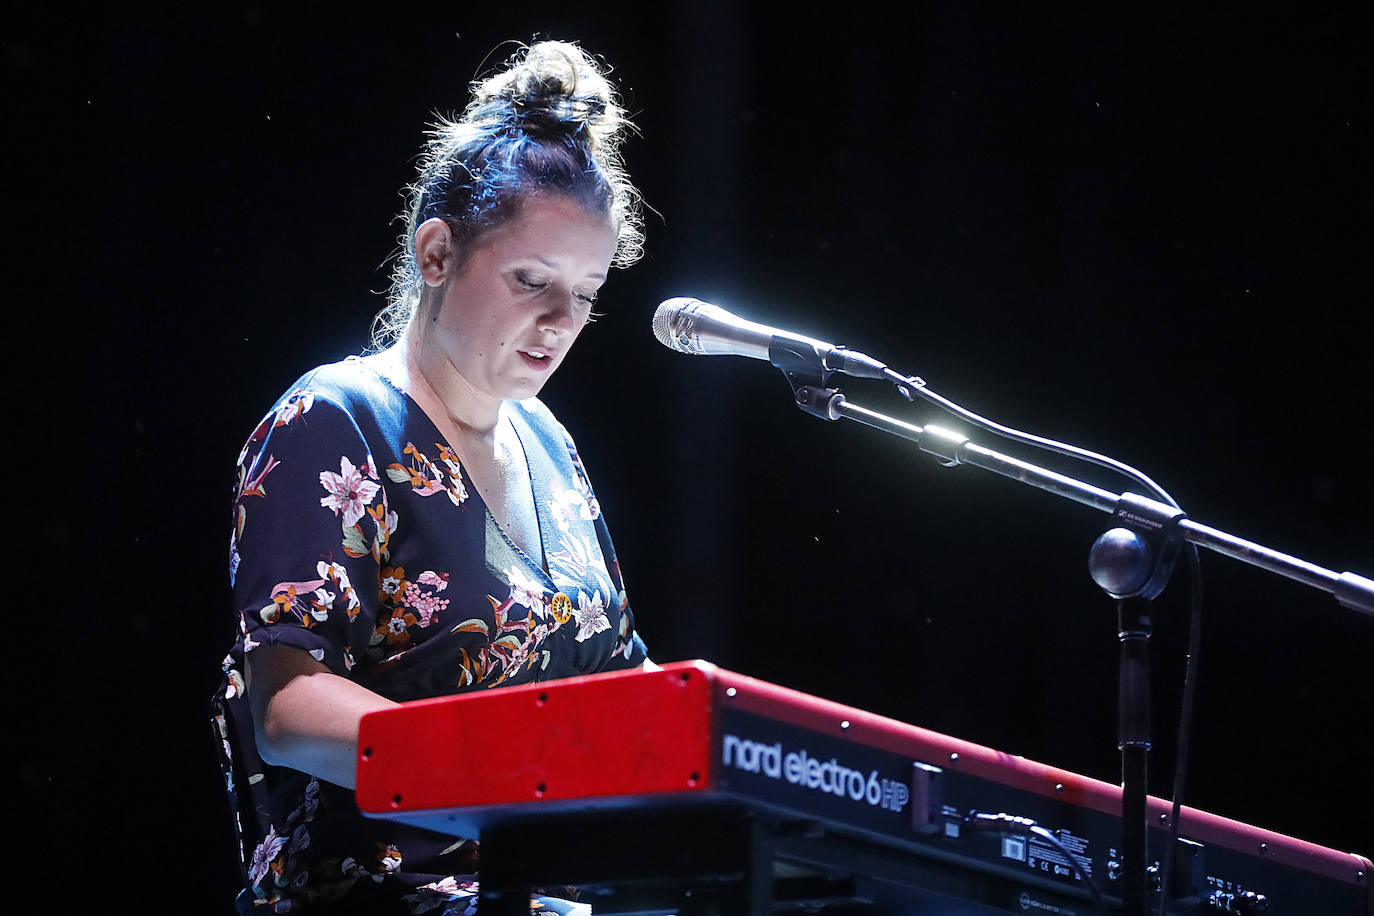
572, 590, 611, 643
547, 478, 592, 533
403, 581, 450, 627
417, 570, 449, 591
493, 634, 531, 676
387, 445, 443, 496
407, 877, 480, 913
319, 456, 380, 527
503, 565, 548, 617
248, 826, 286, 888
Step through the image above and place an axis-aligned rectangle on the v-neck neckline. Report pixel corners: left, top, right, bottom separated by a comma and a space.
351, 354, 554, 577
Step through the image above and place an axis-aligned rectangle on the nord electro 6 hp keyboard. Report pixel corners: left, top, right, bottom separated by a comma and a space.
356, 661, 1370, 915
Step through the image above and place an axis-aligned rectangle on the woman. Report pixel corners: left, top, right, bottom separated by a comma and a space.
212, 41, 650, 914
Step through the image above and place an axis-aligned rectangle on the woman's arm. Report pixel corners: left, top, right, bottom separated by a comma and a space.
246, 643, 400, 789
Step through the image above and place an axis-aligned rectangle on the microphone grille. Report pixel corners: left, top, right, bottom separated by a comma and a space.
652, 298, 702, 353
650, 302, 676, 347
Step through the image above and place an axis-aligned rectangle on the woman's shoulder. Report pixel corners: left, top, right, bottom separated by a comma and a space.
238, 356, 407, 458
264, 356, 408, 428
279, 356, 401, 411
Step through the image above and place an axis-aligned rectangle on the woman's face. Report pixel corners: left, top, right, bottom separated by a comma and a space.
421, 194, 618, 408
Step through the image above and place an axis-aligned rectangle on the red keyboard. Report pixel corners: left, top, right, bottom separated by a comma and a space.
357, 661, 1370, 914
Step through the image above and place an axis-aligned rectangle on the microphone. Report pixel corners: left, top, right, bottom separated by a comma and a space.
651, 297, 888, 379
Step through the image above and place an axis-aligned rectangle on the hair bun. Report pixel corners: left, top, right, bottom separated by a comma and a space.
471, 41, 623, 150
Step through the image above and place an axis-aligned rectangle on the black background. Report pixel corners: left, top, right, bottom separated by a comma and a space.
13, 2, 1372, 909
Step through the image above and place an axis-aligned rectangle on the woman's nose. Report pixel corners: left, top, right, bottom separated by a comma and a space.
537, 293, 579, 332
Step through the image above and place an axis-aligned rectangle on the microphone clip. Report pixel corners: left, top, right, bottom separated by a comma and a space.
770, 337, 834, 387
770, 339, 845, 422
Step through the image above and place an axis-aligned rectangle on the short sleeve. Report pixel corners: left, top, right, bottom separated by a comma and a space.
230, 390, 384, 677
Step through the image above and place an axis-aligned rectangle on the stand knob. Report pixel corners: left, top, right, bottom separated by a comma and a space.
1089, 527, 1153, 598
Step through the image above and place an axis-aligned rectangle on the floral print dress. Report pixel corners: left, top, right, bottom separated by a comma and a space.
211, 356, 648, 914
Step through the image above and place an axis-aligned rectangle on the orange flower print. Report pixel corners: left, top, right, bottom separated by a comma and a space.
388, 443, 467, 504
376, 608, 418, 649
387, 458, 430, 490
366, 500, 397, 563
260, 586, 297, 625
379, 566, 408, 603
318, 561, 361, 619
378, 843, 403, 874
434, 443, 470, 506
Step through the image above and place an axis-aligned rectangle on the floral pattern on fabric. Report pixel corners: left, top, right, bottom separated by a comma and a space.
386, 441, 471, 505
212, 357, 644, 914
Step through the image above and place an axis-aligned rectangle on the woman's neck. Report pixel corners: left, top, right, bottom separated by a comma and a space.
387, 334, 503, 439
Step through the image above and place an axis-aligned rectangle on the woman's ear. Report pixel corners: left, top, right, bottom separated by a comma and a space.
414, 218, 454, 287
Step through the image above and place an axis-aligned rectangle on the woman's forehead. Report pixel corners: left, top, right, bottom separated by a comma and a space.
469, 194, 616, 262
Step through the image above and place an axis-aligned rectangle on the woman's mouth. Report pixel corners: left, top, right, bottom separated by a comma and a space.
519, 349, 555, 370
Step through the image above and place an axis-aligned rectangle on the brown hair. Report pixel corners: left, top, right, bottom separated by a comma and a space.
372, 41, 644, 348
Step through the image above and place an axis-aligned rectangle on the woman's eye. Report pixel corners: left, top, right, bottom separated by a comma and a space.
575, 291, 598, 306
515, 273, 545, 291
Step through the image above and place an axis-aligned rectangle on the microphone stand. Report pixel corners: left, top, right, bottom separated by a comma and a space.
772, 351, 1374, 915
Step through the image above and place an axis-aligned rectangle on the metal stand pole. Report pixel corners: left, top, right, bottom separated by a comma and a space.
1118, 597, 1153, 916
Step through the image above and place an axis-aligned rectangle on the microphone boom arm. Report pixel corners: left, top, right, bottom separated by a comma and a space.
791, 384, 1374, 615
